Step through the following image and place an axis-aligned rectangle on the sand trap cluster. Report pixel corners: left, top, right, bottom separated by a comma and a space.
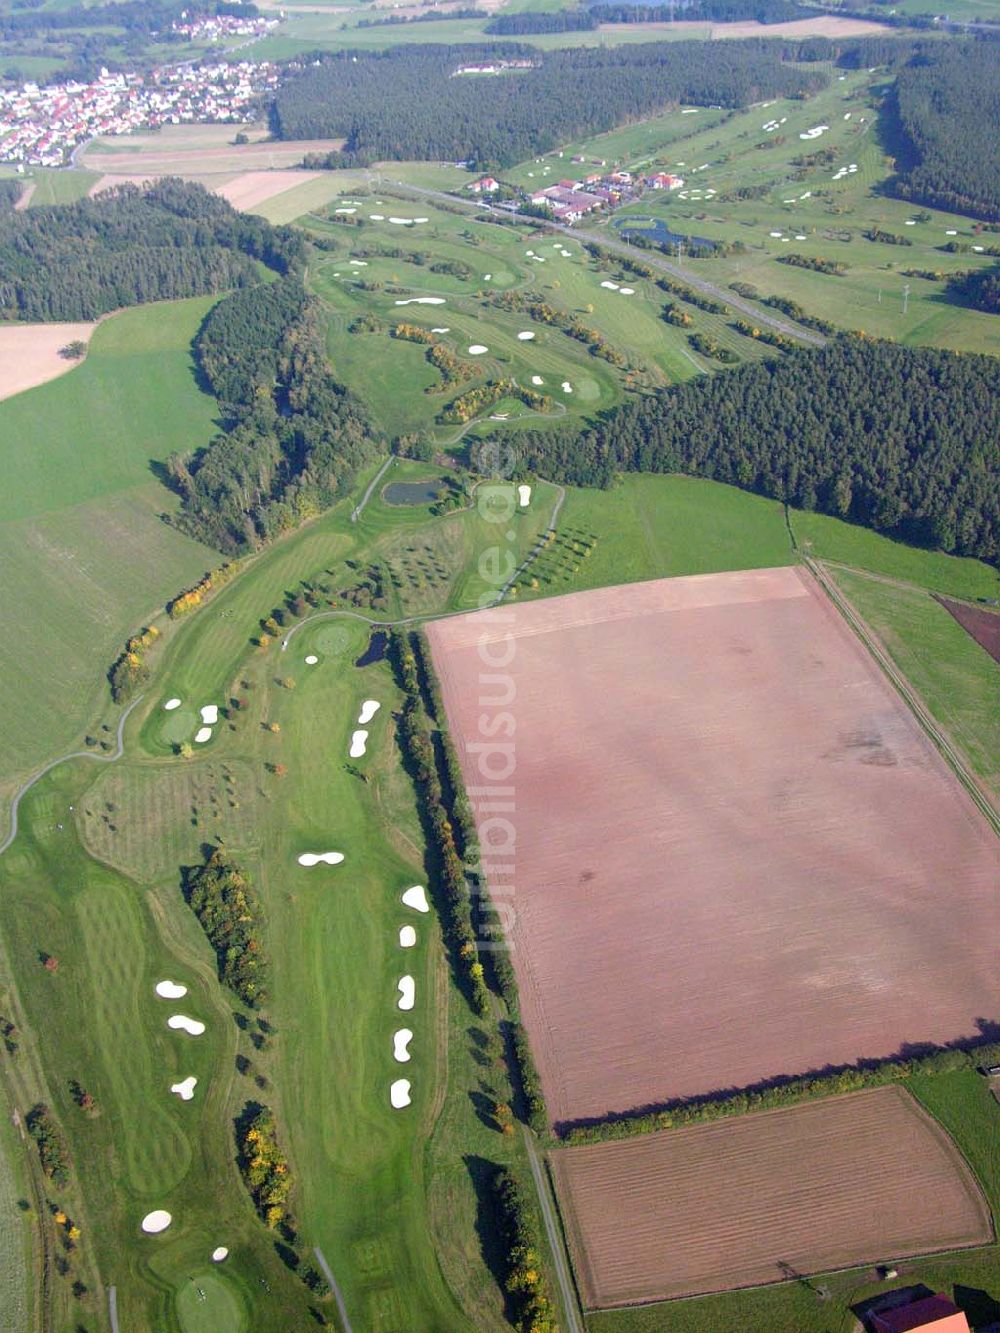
163, 698, 181, 711
349, 729, 368, 758
393, 1029, 413, 1062
399, 925, 417, 948
141, 1210, 172, 1235
192, 703, 219, 747
168, 1015, 205, 1036
402, 884, 430, 913
155, 979, 187, 999
171, 1076, 198, 1101
832, 163, 859, 181
212, 1247, 229, 1262
358, 699, 381, 725
468, 344, 488, 355
298, 851, 344, 866
394, 297, 446, 306
518, 484, 532, 507
799, 123, 829, 140
390, 1079, 412, 1108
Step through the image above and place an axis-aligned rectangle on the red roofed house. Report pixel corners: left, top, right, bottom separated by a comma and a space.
468, 175, 499, 194
870, 1294, 970, 1333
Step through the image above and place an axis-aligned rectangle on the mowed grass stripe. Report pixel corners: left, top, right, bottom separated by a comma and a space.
552, 1086, 991, 1308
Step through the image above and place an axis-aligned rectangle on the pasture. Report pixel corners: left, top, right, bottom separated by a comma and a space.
428, 567, 1000, 1128
552, 1086, 991, 1308
0, 297, 219, 794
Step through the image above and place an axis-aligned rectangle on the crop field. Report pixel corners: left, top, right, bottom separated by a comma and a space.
79, 123, 345, 177
0, 321, 96, 403
0, 297, 219, 792
306, 194, 771, 440
428, 566, 1000, 1128
552, 1086, 992, 1308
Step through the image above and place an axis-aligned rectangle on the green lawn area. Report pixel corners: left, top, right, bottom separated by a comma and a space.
830, 569, 1000, 799
0, 1102, 32, 1332
0, 297, 219, 791
23, 167, 99, 206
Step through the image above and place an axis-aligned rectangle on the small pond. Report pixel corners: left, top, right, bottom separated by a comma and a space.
383, 479, 450, 507
356, 629, 388, 667
614, 217, 717, 252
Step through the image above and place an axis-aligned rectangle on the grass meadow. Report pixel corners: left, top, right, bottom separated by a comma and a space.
0, 297, 219, 796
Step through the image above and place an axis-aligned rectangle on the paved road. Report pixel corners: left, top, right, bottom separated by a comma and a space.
352, 454, 394, 522
389, 180, 826, 348
0, 695, 145, 857
522, 1128, 584, 1333
108, 1286, 119, 1333
314, 1247, 353, 1333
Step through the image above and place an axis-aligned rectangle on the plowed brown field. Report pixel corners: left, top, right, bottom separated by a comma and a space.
938, 596, 1000, 667
551, 1086, 992, 1308
427, 568, 1000, 1128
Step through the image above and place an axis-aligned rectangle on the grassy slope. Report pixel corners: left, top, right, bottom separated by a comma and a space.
0, 1096, 32, 1332
830, 569, 1000, 799
0, 298, 219, 789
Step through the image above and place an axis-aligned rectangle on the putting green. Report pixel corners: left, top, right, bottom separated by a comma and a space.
175, 1270, 246, 1333
159, 707, 198, 745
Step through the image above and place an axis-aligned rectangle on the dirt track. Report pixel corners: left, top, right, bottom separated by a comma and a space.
428, 567, 1000, 1128
551, 1086, 992, 1307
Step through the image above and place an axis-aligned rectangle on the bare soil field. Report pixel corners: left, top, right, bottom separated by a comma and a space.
599, 14, 887, 37
0, 322, 95, 402
551, 1086, 992, 1308
215, 169, 322, 210
427, 567, 1000, 1128
12, 182, 33, 211
938, 597, 1000, 667
79, 127, 344, 177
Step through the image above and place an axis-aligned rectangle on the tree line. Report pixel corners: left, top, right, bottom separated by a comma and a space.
516, 338, 1000, 564
886, 39, 1000, 223
0, 178, 304, 322
270, 41, 828, 169
183, 847, 268, 1007
165, 275, 381, 552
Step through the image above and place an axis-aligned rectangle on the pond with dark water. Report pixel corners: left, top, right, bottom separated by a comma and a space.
356, 629, 388, 667
614, 217, 716, 252
383, 479, 449, 506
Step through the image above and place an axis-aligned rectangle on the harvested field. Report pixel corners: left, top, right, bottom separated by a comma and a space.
551, 1086, 992, 1308
427, 567, 1000, 1127
79, 128, 345, 177
598, 14, 887, 37
12, 182, 32, 211
215, 169, 322, 211
0, 321, 95, 402
937, 597, 1000, 667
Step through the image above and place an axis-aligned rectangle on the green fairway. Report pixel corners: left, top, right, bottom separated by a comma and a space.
0, 297, 219, 791
830, 569, 1000, 799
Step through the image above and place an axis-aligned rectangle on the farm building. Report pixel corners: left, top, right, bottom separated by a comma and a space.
869, 1294, 970, 1333
467, 175, 498, 194
645, 171, 685, 190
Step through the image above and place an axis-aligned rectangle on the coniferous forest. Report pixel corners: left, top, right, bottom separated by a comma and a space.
271, 42, 828, 168
516, 339, 1000, 564
886, 40, 1000, 222
0, 179, 304, 321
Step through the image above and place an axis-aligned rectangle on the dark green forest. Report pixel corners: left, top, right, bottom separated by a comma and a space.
271, 42, 828, 168
950, 266, 1000, 316
516, 339, 1000, 563
0, 178, 304, 321
0, 178, 21, 213
166, 277, 380, 552
886, 40, 1000, 222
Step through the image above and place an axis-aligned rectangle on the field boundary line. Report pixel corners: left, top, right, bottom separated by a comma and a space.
808, 558, 1000, 838
522, 1127, 584, 1333
313, 1247, 353, 1333
0, 696, 144, 859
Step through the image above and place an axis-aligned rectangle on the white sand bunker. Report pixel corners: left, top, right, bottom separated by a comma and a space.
619, 287, 635, 296
390, 1079, 412, 1109
305, 654, 318, 664
334, 207, 356, 214
518, 484, 531, 507
397, 976, 415, 1010
402, 885, 429, 913
142, 1210, 172, 1235
194, 727, 212, 744
399, 925, 417, 948
298, 852, 344, 867
349, 259, 368, 267
212, 1247, 229, 1262
200, 705, 219, 725
946, 229, 958, 236
155, 980, 187, 1000
388, 216, 414, 225
164, 698, 181, 711
600, 280, 619, 290
370, 214, 385, 221
517, 331, 535, 341
349, 729, 368, 758
394, 297, 446, 306
484, 273, 492, 281
358, 700, 380, 725
168, 1015, 205, 1036
393, 1029, 413, 1062
431, 327, 450, 334
468, 344, 488, 355
414, 217, 428, 224
769, 231, 783, 238
170, 1076, 197, 1102
562, 381, 573, 394
531, 375, 544, 386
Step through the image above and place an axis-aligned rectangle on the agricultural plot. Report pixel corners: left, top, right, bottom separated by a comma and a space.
428, 566, 1000, 1128
0, 321, 95, 402
552, 1086, 992, 1308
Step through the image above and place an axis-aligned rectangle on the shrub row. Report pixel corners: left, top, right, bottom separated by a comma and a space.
237, 1104, 293, 1229
184, 848, 268, 1008
489, 1166, 558, 1333
167, 559, 244, 619
776, 252, 847, 276
562, 1042, 1000, 1143
26, 1103, 70, 1184
107, 624, 158, 703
